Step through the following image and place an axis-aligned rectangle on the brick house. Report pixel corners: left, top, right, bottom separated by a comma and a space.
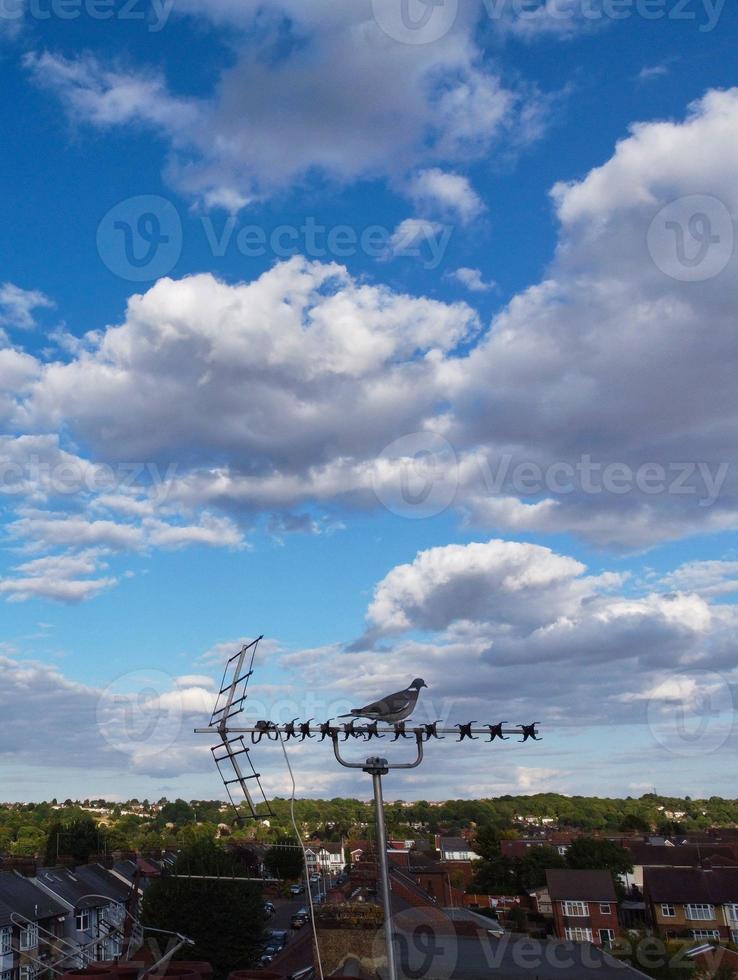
644, 867, 738, 942
546, 869, 620, 946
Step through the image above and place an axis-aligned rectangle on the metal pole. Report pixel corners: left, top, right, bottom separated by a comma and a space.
368, 760, 397, 980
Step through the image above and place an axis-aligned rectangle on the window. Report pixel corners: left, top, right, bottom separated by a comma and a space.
0, 928, 10, 955
75, 910, 90, 932
563, 901, 589, 917
1, 971, 13, 980
725, 904, 738, 922
20, 965, 37, 980
599, 903, 612, 914
660, 904, 676, 917
565, 927, 593, 942
691, 929, 720, 941
686, 904, 715, 921
19, 923, 38, 950
599, 928, 616, 946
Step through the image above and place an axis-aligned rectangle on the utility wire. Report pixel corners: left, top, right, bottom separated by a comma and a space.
277, 731, 324, 980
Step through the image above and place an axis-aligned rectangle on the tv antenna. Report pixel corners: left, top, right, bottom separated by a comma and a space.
195, 637, 542, 980
207, 635, 273, 820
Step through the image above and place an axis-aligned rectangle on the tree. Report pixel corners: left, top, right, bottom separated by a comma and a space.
620, 814, 651, 833
142, 840, 265, 980
44, 817, 100, 865
514, 845, 566, 890
264, 837, 304, 880
565, 838, 633, 879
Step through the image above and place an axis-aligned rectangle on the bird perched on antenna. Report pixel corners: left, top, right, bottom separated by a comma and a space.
340, 678, 427, 723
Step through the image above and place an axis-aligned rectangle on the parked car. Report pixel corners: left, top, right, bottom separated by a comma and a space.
267, 929, 289, 950
291, 912, 308, 929
263, 901, 275, 917
310, 873, 320, 882
289, 883, 305, 895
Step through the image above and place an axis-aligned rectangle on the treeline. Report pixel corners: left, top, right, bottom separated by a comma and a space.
1, 792, 736, 860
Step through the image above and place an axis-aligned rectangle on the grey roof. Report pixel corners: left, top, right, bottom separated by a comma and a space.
546, 870, 617, 903
440, 838, 471, 852
627, 844, 737, 868
394, 931, 649, 979
644, 867, 738, 904
72, 865, 131, 904
0, 872, 67, 922
36, 867, 107, 910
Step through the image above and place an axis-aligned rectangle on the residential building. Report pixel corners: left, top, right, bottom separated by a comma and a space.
438, 837, 480, 863
644, 867, 738, 942
34, 865, 132, 966
546, 869, 620, 947
0, 872, 67, 980
622, 843, 738, 890
303, 841, 345, 875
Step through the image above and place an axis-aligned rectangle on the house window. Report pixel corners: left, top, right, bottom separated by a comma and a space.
660, 905, 675, 918
691, 929, 720, 941
724, 904, 738, 922
565, 927, 593, 942
599, 903, 612, 915
76, 910, 90, 932
1, 971, 13, 980
563, 901, 589, 917
599, 928, 615, 946
686, 904, 715, 921
0, 928, 10, 955
19, 923, 38, 950
20, 965, 37, 980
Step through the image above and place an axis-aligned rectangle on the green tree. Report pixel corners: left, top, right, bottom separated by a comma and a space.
264, 837, 304, 880
566, 837, 633, 879
620, 813, 651, 833
513, 845, 567, 890
142, 839, 265, 980
44, 817, 100, 865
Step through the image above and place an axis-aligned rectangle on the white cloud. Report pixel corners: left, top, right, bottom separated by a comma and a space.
24, 5, 544, 208
0, 283, 54, 330
407, 169, 484, 224
447, 267, 496, 292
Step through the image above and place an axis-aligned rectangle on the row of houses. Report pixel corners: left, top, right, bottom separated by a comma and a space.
0, 863, 139, 980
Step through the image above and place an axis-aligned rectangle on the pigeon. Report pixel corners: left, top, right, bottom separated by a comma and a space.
339, 678, 428, 723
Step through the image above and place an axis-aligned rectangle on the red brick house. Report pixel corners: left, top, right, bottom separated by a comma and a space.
546, 869, 620, 946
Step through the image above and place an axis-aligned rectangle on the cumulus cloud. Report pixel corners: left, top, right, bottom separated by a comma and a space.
407, 169, 485, 224
25, 3, 543, 208
4, 89, 738, 585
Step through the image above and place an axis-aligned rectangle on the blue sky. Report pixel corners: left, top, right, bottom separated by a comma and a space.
1, 0, 738, 803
